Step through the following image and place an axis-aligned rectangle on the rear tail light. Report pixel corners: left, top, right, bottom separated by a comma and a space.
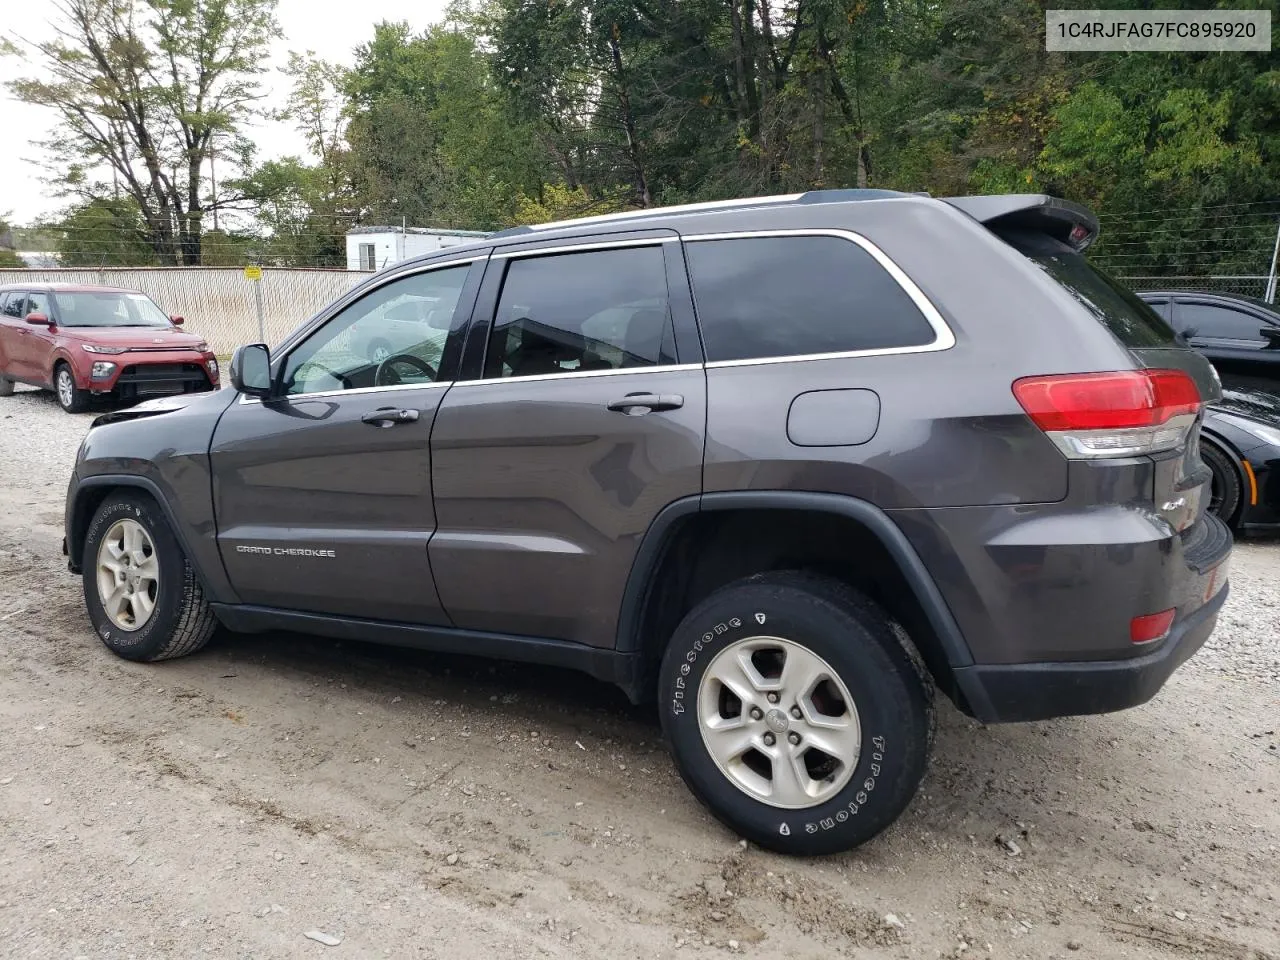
1130, 608, 1175, 644
1012, 369, 1201, 459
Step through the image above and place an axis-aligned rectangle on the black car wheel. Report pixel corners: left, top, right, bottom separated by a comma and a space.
1201, 442, 1242, 527
659, 571, 933, 856
83, 492, 218, 661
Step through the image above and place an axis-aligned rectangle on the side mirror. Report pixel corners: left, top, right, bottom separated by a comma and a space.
25, 312, 52, 326
1260, 327, 1280, 350
170, 315, 185, 326
229, 343, 272, 397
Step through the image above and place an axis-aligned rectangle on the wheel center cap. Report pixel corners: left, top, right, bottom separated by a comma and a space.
764, 709, 790, 734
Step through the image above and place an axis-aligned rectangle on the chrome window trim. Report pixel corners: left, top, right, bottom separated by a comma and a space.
681, 228, 956, 368
271, 255, 485, 358
236, 379, 454, 405
491, 236, 678, 258
451, 363, 698, 388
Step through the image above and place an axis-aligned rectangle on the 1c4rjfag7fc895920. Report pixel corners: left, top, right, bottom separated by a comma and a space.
61, 190, 1230, 856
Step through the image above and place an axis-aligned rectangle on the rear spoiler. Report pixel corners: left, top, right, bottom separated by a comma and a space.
942, 194, 1100, 251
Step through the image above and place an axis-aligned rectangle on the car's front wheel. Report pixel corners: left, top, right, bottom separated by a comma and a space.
659, 572, 933, 856
83, 492, 217, 662
54, 363, 89, 413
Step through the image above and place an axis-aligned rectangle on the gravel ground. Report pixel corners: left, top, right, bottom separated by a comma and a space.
0, 382, 1277, 960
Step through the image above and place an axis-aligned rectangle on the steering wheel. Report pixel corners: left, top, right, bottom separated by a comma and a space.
374, 353, 437, 386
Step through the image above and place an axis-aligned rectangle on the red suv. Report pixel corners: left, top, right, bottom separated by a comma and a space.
0, 284, 219, 412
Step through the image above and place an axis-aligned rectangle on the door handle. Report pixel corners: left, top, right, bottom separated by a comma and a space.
361, 407, 420, 427
606, 392, 684, 415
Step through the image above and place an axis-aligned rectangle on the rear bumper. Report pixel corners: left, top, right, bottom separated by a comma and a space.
955, 581, 1228, 723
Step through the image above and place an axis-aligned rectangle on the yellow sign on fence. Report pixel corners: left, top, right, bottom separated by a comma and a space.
243, 265, 263, 281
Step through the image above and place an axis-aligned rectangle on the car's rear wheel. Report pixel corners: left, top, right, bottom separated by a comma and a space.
83, 492, 217, 662
659, 571, 933, 856
1201, 441, 1242, 527
54, 363, 89, 413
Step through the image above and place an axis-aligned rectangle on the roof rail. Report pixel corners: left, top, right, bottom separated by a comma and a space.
490, 188, 915, 238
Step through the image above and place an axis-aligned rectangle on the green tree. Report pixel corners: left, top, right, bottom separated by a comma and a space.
52, 197, 158, 266
3, 0, 280, 264
343, 20, 547, 230
0, 212, 24, 267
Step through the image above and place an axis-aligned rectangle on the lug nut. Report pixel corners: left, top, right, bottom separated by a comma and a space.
766, 692, 780, 704
762, 732, 776, 747
749, 707, 763, 721
790, 706, 802, 719
788, 732, 801, 746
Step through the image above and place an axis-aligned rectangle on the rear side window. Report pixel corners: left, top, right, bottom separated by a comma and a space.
684, 235, 936, 363
1005, 231, 1176, 348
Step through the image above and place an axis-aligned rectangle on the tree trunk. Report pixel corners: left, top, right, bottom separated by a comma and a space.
608, 26, 651, 208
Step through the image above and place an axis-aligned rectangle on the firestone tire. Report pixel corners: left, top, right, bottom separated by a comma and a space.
659, 571, 933, 856
82, 492, 217, 662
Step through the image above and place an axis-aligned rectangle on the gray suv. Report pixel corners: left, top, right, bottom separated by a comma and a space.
63, 191, 1231, 856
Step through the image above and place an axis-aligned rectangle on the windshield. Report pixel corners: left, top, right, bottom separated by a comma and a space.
51, 291, 173, 328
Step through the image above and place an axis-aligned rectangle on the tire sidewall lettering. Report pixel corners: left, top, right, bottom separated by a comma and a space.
666, 600, 899, 844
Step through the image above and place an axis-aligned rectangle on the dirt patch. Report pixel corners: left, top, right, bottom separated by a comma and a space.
0, 399, 1278, 958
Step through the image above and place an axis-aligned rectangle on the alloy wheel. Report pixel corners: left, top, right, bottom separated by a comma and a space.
697, 636, 861, 809
95, 519, 160, 632
57, 370, 75, 408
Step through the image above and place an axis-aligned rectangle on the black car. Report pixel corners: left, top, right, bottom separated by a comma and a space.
1201, 376, 1280, 531
1138, 290, 1280, 375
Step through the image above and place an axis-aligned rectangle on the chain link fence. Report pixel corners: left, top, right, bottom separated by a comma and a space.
0, 266, 368, 355
1112, 275, 1273, 300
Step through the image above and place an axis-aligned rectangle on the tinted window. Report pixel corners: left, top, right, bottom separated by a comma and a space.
2, 292, 26, 318
1144, 299, 1171, 321
1179, 302, 1268, 341
684, 236, 935, 363
485, 246, 672, 379
1003, 231, 1175, 348
282, 265, 469, 396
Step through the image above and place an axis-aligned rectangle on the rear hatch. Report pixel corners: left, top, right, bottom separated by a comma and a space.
946, 195, 1222, 534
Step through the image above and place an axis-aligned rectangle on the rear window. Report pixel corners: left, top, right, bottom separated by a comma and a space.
1004, 230, 1177, 348
684, 235, 937, 363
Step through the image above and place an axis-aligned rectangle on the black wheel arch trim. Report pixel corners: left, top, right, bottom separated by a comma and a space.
614, 491, 991, 714
67, 474, 226, 601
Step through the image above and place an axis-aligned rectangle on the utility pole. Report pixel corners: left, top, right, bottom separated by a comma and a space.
1265, 217, 1280, 304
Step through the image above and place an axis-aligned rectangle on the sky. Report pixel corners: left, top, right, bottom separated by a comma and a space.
0, 0, 451, 226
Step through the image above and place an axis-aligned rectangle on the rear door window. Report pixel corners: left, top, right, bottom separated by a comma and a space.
2, 292, 26, 318
484, 245, 674, 379
683, 235, 937, 363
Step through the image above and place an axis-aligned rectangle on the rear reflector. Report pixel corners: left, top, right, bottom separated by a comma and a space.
1013, 369, 1201, 459
1130, 608, 1176, 645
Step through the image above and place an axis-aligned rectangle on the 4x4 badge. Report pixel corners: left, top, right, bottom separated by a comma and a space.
755, 612, 767, 625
